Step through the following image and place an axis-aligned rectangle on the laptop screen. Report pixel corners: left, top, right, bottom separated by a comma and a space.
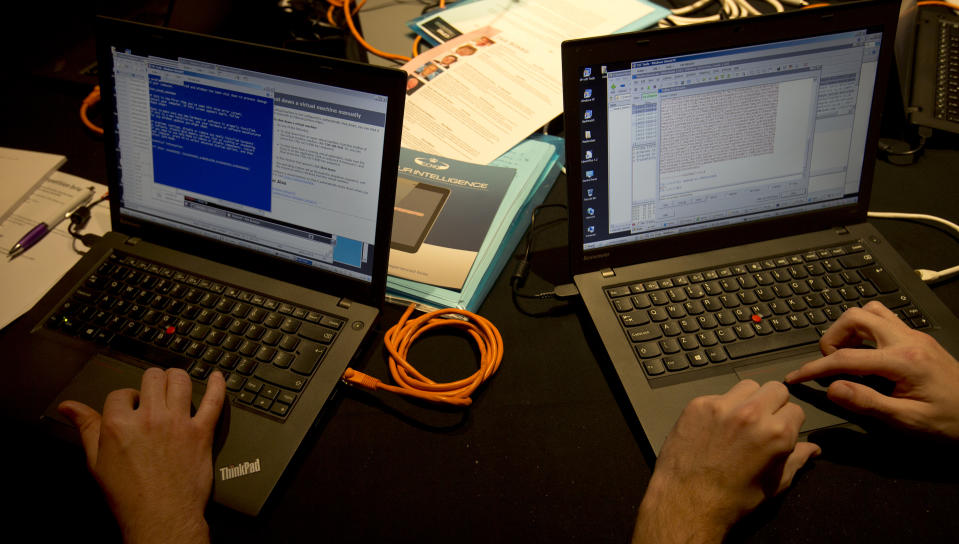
109, 47, 390, 284
574, 28, 883, 252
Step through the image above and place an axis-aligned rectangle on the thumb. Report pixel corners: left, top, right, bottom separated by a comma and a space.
775, 441, 821, 495
58, 400, 102, 470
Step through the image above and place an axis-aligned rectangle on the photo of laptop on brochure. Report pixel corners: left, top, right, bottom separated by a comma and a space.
562, 0, 959, 455
1, 17, 405, 515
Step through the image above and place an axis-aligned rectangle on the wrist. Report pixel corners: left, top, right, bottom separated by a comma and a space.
120, 511, 209, 544
634, 475, 730, 544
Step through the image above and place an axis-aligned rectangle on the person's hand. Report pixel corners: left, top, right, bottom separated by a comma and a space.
633, 380, 820, 544
785, 300, 959, 440
58, 367, 226, 544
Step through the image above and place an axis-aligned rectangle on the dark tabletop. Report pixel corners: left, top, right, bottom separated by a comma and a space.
3, 4, 959, 543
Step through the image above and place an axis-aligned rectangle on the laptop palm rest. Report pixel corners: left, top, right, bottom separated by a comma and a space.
43, 354, 231, 458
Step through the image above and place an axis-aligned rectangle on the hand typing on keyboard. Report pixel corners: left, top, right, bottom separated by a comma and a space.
786, 300, 959, 440
57, 368, 226, 544
633, 380, 820, 544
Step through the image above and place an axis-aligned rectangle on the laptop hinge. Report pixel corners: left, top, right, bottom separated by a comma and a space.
600, 268, 615, 278
337, 298, 352, 310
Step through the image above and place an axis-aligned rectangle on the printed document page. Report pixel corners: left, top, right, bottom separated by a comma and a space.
401, 0, 663, 163
0, 147, 66, 223
0, 172, 110, 329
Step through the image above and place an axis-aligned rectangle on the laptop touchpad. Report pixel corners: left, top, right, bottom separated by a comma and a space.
735, 358, 848, 432
43, 354, 145, 427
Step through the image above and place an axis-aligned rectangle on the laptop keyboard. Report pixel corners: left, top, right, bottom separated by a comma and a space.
604, 241, 930, 378
45, 251, 345, 420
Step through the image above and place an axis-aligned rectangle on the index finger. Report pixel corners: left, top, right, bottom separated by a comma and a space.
193, 371, 226, 431
819, 303, 910, 355
785, 344, 907, 384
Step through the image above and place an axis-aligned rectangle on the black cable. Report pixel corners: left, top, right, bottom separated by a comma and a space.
509, 204, 578, 317
67, 194, 109, 255
878, 126, 933, 166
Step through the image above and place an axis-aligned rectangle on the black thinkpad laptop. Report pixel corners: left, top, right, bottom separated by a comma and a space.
562, 0, 959, 454
3, 17, 405, 515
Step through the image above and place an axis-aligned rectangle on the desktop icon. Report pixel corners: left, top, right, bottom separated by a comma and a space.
583, 67, 592, 77
587, 226, 595, 234
585, 170, 594, 178
587, 207, 595, 216
587, 188, 594, 198
584, 89, 592, 99
584, 130, 591, 139
585, 150, 592, 160
584, 110, 592, 120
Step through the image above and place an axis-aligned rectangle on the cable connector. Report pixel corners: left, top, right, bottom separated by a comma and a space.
552, 283, 580, 299
69, 205, 92, 230
511, 259, 531, 287
341, 368, 383, 391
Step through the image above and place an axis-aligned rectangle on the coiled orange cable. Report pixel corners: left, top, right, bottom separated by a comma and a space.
342, 303, 503, 406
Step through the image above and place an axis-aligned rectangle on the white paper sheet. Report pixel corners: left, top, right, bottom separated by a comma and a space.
400, 0, 663, 163
0, 147, 66, 223
0, 172, 110, 329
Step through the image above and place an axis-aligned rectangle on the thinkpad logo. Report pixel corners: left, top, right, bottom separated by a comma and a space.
219, 459, 261, 481
414, 157, 451, 170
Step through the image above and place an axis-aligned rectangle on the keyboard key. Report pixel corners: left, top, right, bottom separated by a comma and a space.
254, 364, 307, 391
643, 359, 666, 376
299, 323, 337, 344
635, 343, 661, 359
629, 324, 663, 343
860, 266, 898, 293
687, 351, 708, 367
292, 342, 327, 375
663, 356, 688, 372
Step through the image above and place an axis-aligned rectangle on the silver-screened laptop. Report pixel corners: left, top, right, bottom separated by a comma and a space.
561, 0, 959, 453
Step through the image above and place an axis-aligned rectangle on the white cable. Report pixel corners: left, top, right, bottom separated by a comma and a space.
868, 211, 959, 283
666, 12, 721, 25
672, 0, 714, 15
737, 0, 762, 16
765, 0, 785, 13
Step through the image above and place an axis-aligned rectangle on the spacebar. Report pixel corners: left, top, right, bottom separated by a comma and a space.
725, 328, 820, 359
110, 335, 192, 369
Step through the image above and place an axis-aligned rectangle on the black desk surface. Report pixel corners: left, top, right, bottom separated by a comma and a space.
4, 13, 959, 544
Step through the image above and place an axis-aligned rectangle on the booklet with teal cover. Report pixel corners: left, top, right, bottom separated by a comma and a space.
387, 134, 563, 311
388, 148, 516, 290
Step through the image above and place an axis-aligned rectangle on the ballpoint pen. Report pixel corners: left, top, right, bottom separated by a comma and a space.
7, 185, 96, 260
